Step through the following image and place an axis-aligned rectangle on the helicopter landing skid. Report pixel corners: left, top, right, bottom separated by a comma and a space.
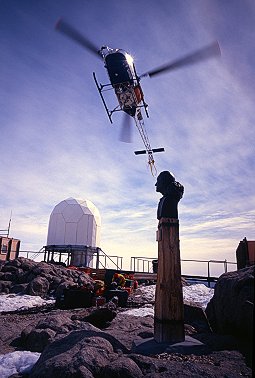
93, 72, 113, 123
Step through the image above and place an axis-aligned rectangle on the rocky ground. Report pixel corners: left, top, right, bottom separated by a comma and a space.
0, 298, 253, 377
0, 258, 253, 377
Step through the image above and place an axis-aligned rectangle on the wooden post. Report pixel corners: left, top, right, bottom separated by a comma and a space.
154, 217, 185, 343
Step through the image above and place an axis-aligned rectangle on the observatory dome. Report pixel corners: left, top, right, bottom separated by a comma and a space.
47, 198, 101, 247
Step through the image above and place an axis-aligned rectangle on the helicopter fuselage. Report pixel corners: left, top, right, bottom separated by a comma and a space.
101, 48, 144, 117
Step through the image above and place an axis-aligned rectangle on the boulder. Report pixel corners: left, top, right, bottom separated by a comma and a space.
32, 262, 55, 276
0, 258, 96, 299
206, 266, 254, 340
29, 331, 119, 377
9, 283, 28, 294
1, 271, 16, 281
101, 357, 143, 378
36, 313, 73, 333
1, 264, 19, 273
16, 270, 31, 284
49, 276, 62, 291
24, 328, 56, 352
12, 268, 25, 281
81, 307, 117, 329
27, 276, 50, 297
18, 257, 37, 271
54, 280, 74, 299
137, 330, 154, 339
0, 280, 11, 293
184, 303, 212, 333
18, 311, 128, 355
129, 354, 162, 375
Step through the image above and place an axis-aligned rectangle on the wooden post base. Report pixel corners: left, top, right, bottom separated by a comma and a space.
154, 319, 184, 344
154, 217, 185, 343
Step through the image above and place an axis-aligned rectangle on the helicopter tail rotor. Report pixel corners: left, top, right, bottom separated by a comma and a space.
55, 19, 102, 58
140, 41, 221, 78
119, 112, 133, 143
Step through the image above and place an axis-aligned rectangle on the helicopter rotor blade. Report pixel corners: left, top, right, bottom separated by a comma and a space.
119, 112, 133, 143
55, 19, 102, 58
141, 41, 221, 78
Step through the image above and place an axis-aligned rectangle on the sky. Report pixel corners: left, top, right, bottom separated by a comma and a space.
0, 0, 254, 274
0, 284, 214, 376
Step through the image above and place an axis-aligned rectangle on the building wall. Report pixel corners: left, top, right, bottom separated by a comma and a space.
247, 241, 255, 265
0, 237, 20, 261
236, 238, 255, 269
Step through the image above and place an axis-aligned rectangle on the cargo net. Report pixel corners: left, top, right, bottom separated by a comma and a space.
134, 109, 157, 176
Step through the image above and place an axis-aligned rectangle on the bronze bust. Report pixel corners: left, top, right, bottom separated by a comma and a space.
155, 171, 184, 219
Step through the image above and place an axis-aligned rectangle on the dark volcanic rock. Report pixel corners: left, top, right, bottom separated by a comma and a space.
1, 264, 19, 273
1, 271, 16, 281
19, 312, 84, 352
82, 307, 117, 328
0, 257, 95, 299
105, 312, 154, 351
0, 280, 11, 293
17, 310, 128, 355
36, 313, 73, 333
29, 331, 121, 378
27, 276, 50, 297
206, 266, 254, 340
184, 303, 212, 333
101, 356, 143, 378
9, 283, 28, 294
128, 354, 164, 376
23, 328, 56, 352
29, 330, 253, 378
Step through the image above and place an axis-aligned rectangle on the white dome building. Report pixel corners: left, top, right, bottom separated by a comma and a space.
46, 198, 101, 267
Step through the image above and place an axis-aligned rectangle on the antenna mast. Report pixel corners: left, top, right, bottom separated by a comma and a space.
7, 211, 12, 238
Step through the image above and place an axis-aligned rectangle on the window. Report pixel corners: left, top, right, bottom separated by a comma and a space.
1, 244, 7, 254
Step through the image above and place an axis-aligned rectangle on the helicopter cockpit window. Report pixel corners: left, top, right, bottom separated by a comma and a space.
105, 52, 133, 85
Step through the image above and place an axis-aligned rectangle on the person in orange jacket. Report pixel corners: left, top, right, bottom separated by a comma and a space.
112, 272, 126, 288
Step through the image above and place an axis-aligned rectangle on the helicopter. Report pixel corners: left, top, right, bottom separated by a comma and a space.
55, 20, 221, 175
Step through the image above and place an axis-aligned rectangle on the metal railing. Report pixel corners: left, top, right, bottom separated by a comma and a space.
130, 256, 156, 273
19, 248, 123, 271
95, 249, 123, 270
182, 258, 237, 278
130, 256, 237, 280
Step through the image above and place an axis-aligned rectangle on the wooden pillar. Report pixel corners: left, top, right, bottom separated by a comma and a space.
154, 217, 185, 343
